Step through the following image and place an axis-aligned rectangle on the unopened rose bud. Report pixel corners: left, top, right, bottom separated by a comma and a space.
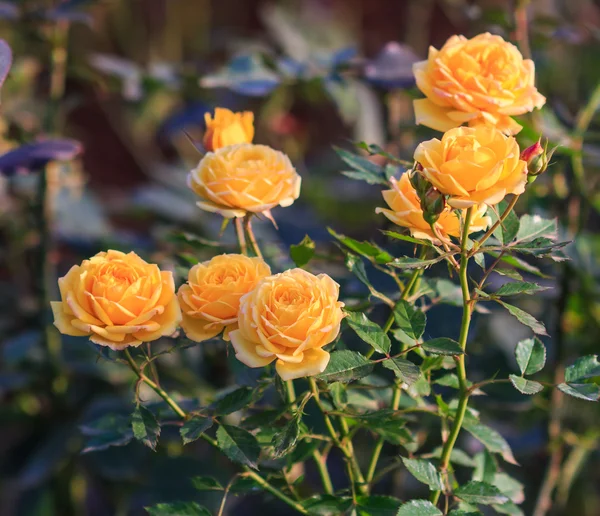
521, 138, 557, 182
520, 140, 543, 163
409, 162, 430, 197
421, 187, 446, 225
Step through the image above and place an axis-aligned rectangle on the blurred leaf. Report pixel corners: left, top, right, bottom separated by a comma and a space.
290, 234, 316, 267
329, 228, 393, 263
302, 495, 353, 515
355, 495, 402, 515
271, 414, 301, 458
454, 481, 509, 505
396, 500, 442, 516
363, 42, 419, 89
510, 238, 570, 260
345, 311, 391, 355
0, 139, 82, 176
382, 357, 420, 385
180, 416, 213, 445
394, 300, 426, 340
492, 501, 524, 516
131, 405, 160, 451
429, 447, 476, 467
191, 476, 224, 491
515, 337, 546, 375
422, 338, 463, 355
216, 425, 260, 469
564, 355, 600, 382
515, 215, 557, 243
401, 458, 444, 490
80, 414, 133, 454
214, 386, 254, 415
489, 201, 519, 245
495, 253, 549, 278
381, 230, 431, 247
318, 350, 373, 383
509, 375, 544, 395
492, 282, 549, 297
462, 418, 518, 465
497, 301, 547, 335
335, 146, 388, 185
146, 502, 211, 515
330, 382, 348, 409
0, 39, 12, 89
350, 410, 412, 444
389, 255, 450, 269
557, 383, 600, 401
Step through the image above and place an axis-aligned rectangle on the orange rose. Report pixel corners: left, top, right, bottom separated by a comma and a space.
51, 250, 181, 350
177, 254, 271, 342
188, 143, 301, 218
414, 126, 527, 208
413, 33, 546, 135
203, 108, 254, 152
229, 269, 344, 381
376, 173, 490, 242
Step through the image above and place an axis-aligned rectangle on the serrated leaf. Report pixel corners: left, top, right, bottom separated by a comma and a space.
180, 416, 213, 445
345, 311, 391, 355
303, 495, 353, 515
290, 235, 316, 267
557, 383, 600, 401
351, 410, 412, 445
216, 425, 260, 469
401, 458, 444, 490
509, 375, 544, 395
389, 255, 449, 269
80, 414, 134, 454
191, 476, 224, 491
131, 405, 160, 451
317, 350, 374, 383
397, 500, 443, 516
381, 230, 431, 247
515, 215, 557, 242
510, 238, 570, 259
394, 300, 426, 339
493, 282, 549, 297
214, 386, 254, 415
515, 337, 546, 375
496, 253, 548, 278
382, 357, 421, 385
329, 228, 393, 264
489, 200, 520, 244
473, 450, 498, 484
356, 495, 402, 516
564, 355, 600, 382
462, 418, 518, 465
454, 481, 510, 505
422, 338, 464, 355
146, 502, 211, 516
497, 301, 547, 335
336, 146, 388, 185
345, 253, 372, 292
271, 414, 301, 458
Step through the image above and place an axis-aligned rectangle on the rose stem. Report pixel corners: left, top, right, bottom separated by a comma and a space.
244, 214, 264, 259
234, 217, 248, 255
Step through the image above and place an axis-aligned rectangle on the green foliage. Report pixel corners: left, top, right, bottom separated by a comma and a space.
496, 300, 547, 335
558, 356, 600, 401
335, 146, 389, 185
422, 338, 464, 355
382, 357, 421, 385
401, 458, 444, 490
146, 502, 211, 515
290, 234, 316, 267
454, 481, 509, 505
394, 300, 426, 340
329, 228, 393, 264
80, 414, 133, 453
180, 416, 213, 445
131, 405, 160, 451
216, 425, 261, 469
345, 311, 391, 355
509, 375, 544, 395
397, 500, 443, 516
515, 337, 546, 375
318, 350, 374, 382
214, 386, 255, 415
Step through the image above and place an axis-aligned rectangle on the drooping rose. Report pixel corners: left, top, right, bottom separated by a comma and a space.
203, 108, 254, 152
413, 33, 546, 135
51, 250, 181, 350
229, 269, 344, 381
188, 143, 301, 218
414, 126, 527, 208
177, 254, 271, 342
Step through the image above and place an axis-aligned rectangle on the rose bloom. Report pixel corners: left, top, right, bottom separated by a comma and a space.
376, 173, 490, 242
188, 143, 302, 218
415, 126, 527, 208
177, 254, 271, 342
413, 33, 546, 135
203, 108, 254, 152
229, 269, 344, 381
51, 250, 181, 350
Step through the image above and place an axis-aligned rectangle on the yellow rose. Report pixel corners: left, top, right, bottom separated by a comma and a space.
229, 269, 344, 381
413, 33, 546, 135
414, 126, 527, 208
188, 143, 301, 218
51, 250, 181, 350
203, 108, 254, 152
376, 173, 490, 242
177, 254, 271, 342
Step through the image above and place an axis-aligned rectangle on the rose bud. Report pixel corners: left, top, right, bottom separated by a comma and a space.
421, 187, 446, 225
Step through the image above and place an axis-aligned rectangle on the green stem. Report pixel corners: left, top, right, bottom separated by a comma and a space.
244, 215, 264, 259
431, 207, 474, 506
235, 217, 248, 255
244, 471, 308, 514
470, 196, 519, 256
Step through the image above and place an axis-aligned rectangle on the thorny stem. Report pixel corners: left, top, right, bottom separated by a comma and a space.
245, 214, 264, 259
470, 195, 519, 256
123, 350, 308, 514
431, 207, 474, 506
235, 217, 248, 255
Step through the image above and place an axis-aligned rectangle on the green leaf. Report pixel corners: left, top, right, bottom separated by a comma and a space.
146, 502, 211, 516
496, 253, 548, 278
216, 425, 261, 469
448, 511, 482, 516
564, 355, 600, 382
510, 238, 570, 259
515, 337, 546, 375
401, 457, 444, 490
462, 419, 518, 465
382, 357, 421, 385
330, 382, 349, 409
489, 200, 520, 244
422, 338, 464, 355
557, 383, 600, 401
381, 230, 431, 247
131, 405, 160, 451
345, 311, 391, 355
317, 350, 374, 383
191, 476, 224, 491
351, 410, 413, 445
356, 495, 402, 516
336, 146, 388, 185
497, 301, 547, 335
271, 414, 301, 458
394, 300, 426, 340
396, 500, 442, 516
214, 386, 254, 415
493, 501, 524, 516
329, 228, 393, 264
515, 215, 557, 242
303, 495, 353, 515
493, 282, 549, 297
345, 253, 373, 292
509, 375, 544, 395
429, 447, 476, 467
473, 450, 497, 484
180, 416, 213, 445
389, 255, 449, 269
290, 235, 316, 267
454, 481, 510, 505
80, 414, 133, 454
355, 141, 407, 164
